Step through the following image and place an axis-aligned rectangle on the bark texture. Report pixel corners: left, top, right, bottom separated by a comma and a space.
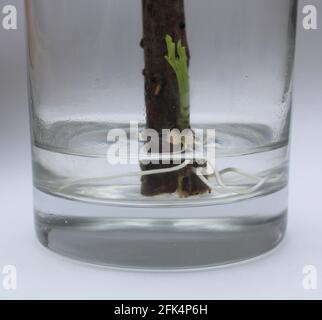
141, 0, 209, 197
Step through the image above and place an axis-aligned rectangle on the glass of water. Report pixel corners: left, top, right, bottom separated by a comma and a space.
26, 0, 297, 269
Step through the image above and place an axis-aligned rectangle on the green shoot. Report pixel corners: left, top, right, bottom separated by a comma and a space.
165, 35, 190, 129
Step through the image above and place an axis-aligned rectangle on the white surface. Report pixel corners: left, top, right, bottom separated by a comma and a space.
0, 0, 322, 299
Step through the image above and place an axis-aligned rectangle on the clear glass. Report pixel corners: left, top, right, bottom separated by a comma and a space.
26, 0, 297, 269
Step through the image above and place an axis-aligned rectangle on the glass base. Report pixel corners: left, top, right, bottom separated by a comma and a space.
34, 188, 287, 270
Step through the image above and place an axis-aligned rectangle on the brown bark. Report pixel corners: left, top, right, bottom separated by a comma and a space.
141, 0, 209, 197
142, 0, 189, 132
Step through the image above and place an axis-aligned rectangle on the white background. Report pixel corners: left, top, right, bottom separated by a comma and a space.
0, 0, 321, 299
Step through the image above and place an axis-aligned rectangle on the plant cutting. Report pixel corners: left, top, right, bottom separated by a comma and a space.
140, 0, 210, 197
139, 0, 268, 198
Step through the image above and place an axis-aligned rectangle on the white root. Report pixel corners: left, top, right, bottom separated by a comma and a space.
59, 139, 278, 196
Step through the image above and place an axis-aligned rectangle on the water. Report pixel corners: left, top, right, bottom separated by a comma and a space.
33, 121, 289, 269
